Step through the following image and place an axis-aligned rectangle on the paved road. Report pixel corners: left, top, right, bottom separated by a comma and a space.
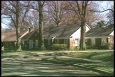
1, 55, 100, 76
1, 50, 113, 76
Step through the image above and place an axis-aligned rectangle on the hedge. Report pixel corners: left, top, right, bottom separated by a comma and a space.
52, 44, 67, 50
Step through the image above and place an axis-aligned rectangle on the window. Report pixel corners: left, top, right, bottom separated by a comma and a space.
55, 39, 59, 44
64, 39, 68, 45
48, 40, 50, 45
75, 39, 79, 46
101, 38, 106, 46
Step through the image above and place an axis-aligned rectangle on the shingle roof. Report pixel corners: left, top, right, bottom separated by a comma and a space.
1, 31, 25, 42
21, 30, 39, 40
1, 28, 35, 42
85, 25, 114, 37
44, 24, 81, 39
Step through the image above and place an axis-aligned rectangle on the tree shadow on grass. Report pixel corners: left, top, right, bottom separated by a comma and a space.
42, 58, 114, 76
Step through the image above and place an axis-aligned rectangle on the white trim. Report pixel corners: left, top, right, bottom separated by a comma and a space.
20, 31, 29, 39
52, 36, 56, 39
85, 23, 91, 29
85, 36, 110, 38
110, 31, 114, 36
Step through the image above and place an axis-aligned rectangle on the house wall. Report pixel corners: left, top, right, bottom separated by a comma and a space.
70, 25, 90, 46
108, 36, 114, 49
29, 31, 39, 40
110, 31, 114, 36
91, 38, 95, 45
21, 31, 39, 50
44, 39, 53, 50
3, 41, 16, 49
86, 36, 110, 49
69, 38, 75, 49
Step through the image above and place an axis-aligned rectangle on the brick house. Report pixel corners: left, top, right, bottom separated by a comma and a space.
1, 28, 39, 50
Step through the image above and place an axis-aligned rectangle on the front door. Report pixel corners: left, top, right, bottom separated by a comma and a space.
95, 38, 101, 48
87, 39, 91, 46
29, 40, 33, 49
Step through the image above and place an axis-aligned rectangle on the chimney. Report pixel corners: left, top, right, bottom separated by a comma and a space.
28, 27, 31, 32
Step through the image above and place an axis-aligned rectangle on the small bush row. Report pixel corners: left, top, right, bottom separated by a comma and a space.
51, 44, 68, 50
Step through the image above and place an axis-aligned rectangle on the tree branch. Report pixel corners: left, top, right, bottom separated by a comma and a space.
89, 9, 114, 13
42, 1, 45, 6
9, 15, 16, 28
69, 2, 81, 21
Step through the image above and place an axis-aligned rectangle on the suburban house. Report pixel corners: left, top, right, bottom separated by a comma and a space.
2, 24, 113, 50
1, 28, 39, 50
85, 24, 114, 49
1, 31, 25, 50
21, 29, 39, 50
44, 24, 91, 49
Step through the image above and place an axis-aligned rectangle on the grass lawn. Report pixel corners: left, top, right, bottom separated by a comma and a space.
1, 50, 114, 76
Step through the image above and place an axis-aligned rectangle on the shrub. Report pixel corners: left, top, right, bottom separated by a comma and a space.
108, 43, 114, 49
69, 47, 76, 51
41, 45, 46, 50
76, 46, 80, 50
52, 44, 67, 50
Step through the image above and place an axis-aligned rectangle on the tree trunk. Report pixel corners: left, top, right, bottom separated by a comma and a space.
16, 28, 19, 49
79, 1, 88, 50
80, 21, 86, 50
39, 2, 44, 49
16, 1, 22, 51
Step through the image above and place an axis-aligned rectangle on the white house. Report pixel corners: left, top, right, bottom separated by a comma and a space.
70, 24, 90, 47
44, 23, 91, 49
85, 25, 114, 49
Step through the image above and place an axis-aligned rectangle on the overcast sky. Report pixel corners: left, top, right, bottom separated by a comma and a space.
2, 1, 114, 29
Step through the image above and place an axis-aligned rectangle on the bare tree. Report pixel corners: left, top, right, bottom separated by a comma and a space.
68, 1, 89, 50
29, 1, 45, 49
38, 1, 45, 49
46, 1, 67, 26
107, 5, 114, 25
1, 1, 30, 51
96, 20, 106, 28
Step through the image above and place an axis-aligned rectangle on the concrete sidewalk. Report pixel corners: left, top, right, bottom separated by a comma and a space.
60, 50, 114, 53
33, 50, 114, 55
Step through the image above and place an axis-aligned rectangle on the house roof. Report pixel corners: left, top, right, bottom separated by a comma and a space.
85, 25, 114, 37
1, 28, 35, 42
44, 24, 81, 39
1, 31, 25, 42
21, 30, 39, 40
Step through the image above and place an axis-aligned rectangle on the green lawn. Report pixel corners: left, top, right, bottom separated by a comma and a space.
1, 50, 114, 76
